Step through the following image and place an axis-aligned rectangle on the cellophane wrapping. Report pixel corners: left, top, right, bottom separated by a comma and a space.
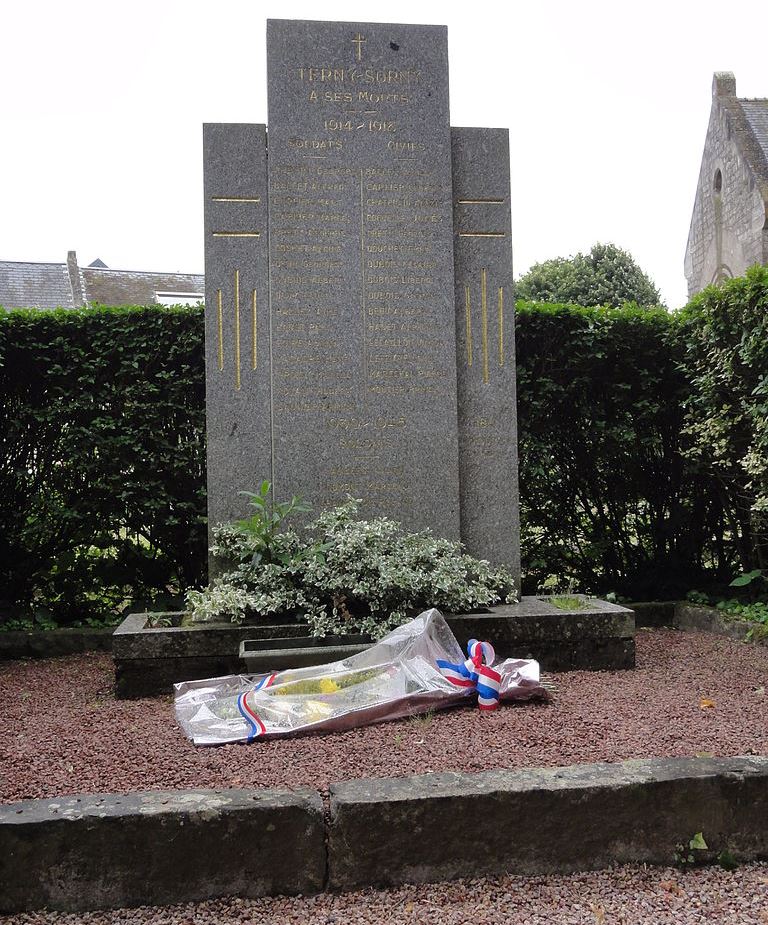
174, 609, 549, 745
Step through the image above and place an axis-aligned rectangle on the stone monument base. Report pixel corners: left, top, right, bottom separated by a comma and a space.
112, 597, 634, 699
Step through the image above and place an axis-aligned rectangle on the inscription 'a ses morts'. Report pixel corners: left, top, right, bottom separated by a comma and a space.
204, 19, 520, 581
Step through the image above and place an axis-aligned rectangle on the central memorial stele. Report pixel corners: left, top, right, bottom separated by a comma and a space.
204, 18, 520, 580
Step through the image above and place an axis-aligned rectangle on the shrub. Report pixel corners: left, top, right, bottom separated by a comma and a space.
187, 494, 516, 637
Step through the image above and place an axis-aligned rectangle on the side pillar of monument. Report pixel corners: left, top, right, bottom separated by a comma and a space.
203, 123, 272, 555
452, 128, 520, 585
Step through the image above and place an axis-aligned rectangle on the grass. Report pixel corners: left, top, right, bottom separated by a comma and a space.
549, 595, 587, 611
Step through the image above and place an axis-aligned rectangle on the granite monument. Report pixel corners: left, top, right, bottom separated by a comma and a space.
204, 19, 520, 580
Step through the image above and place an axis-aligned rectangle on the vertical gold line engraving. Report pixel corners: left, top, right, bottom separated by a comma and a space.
234, 270, 241, 390
498, 287, 504, 367
464, 284, 473, 367
481, 268, 489, 384
251, 289, 257, 370
216, 289, 224, 371
360, 168, 367, 382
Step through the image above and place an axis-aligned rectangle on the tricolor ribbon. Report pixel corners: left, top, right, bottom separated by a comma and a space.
236, 672, 276, 741
436, 639, 502, 710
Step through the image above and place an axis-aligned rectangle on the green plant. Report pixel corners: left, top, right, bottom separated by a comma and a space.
234, 481, 312, 565
686, 590, 711, 605
538, 575, 587, 610
146, 614, 175, 628
409, 710, 435, 731
674, 831, 709, 867
187, 497, 516, 638
0, 614, 56, 633
730, 568, 764, 589
549, 595, 586, 611
715, 599, 768, 638
717, 849, 738, 871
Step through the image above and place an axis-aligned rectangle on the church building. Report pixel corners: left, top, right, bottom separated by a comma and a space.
684, 72, 768, 297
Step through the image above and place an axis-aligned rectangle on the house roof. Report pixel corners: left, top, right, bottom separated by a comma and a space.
0, 260, 75, 310
81, 266, 204, 307
0, 252, 203, 310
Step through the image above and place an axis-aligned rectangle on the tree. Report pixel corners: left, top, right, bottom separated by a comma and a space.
516, 243, 662, 308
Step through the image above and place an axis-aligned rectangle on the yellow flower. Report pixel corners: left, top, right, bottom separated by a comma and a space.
319, 678, 340, 694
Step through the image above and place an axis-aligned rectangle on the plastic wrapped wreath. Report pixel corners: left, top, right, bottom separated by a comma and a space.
175, 609, 548, 745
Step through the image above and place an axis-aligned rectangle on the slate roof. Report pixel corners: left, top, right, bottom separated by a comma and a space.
81, 266, 204, 306
0, 260, 75, 310
0, 253, 203, 310
740, 99, 768, 164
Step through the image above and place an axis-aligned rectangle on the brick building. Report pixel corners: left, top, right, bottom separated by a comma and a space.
0, 251, 204, 310
684, 73, 768, 297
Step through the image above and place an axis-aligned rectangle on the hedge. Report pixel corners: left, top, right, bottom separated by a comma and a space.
516, 301, 723, 597
678, 267, 768, 574
1, 274, 766, 622
0, 305, 206, 622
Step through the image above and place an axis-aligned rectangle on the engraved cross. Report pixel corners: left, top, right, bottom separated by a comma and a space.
352, 33, 366, 61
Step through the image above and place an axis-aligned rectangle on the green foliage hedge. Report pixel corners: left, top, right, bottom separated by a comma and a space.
0, 305, 206, 623
516, 301, 723, 597
678, 267, 768, 573
1, 270, 766, 622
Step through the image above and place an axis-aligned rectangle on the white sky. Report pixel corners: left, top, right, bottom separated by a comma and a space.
2, 0, 767, 308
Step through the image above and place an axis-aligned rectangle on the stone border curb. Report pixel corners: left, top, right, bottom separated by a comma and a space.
328, 756, 768, 891
3, 600, 762, 664
0, 787, 325, 913
0, 627, 113, 660
629, 600, 676, 627
2, 758, 767, 911
674, 603, 768, 645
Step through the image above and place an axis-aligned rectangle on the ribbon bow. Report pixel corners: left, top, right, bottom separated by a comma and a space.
437, 638, 502, 710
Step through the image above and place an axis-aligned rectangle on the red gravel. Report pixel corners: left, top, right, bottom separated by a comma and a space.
2, 629, 767, 803
1, 864, 767, 924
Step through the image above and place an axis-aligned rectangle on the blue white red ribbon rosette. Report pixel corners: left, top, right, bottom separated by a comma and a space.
436, 638, 502, 710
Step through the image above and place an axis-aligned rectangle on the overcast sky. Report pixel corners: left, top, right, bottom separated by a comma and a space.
2, 0, 767, 308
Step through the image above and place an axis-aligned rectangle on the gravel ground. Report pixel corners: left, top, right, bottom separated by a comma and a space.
1, 864, 767, 924
1, 629, 767, 803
